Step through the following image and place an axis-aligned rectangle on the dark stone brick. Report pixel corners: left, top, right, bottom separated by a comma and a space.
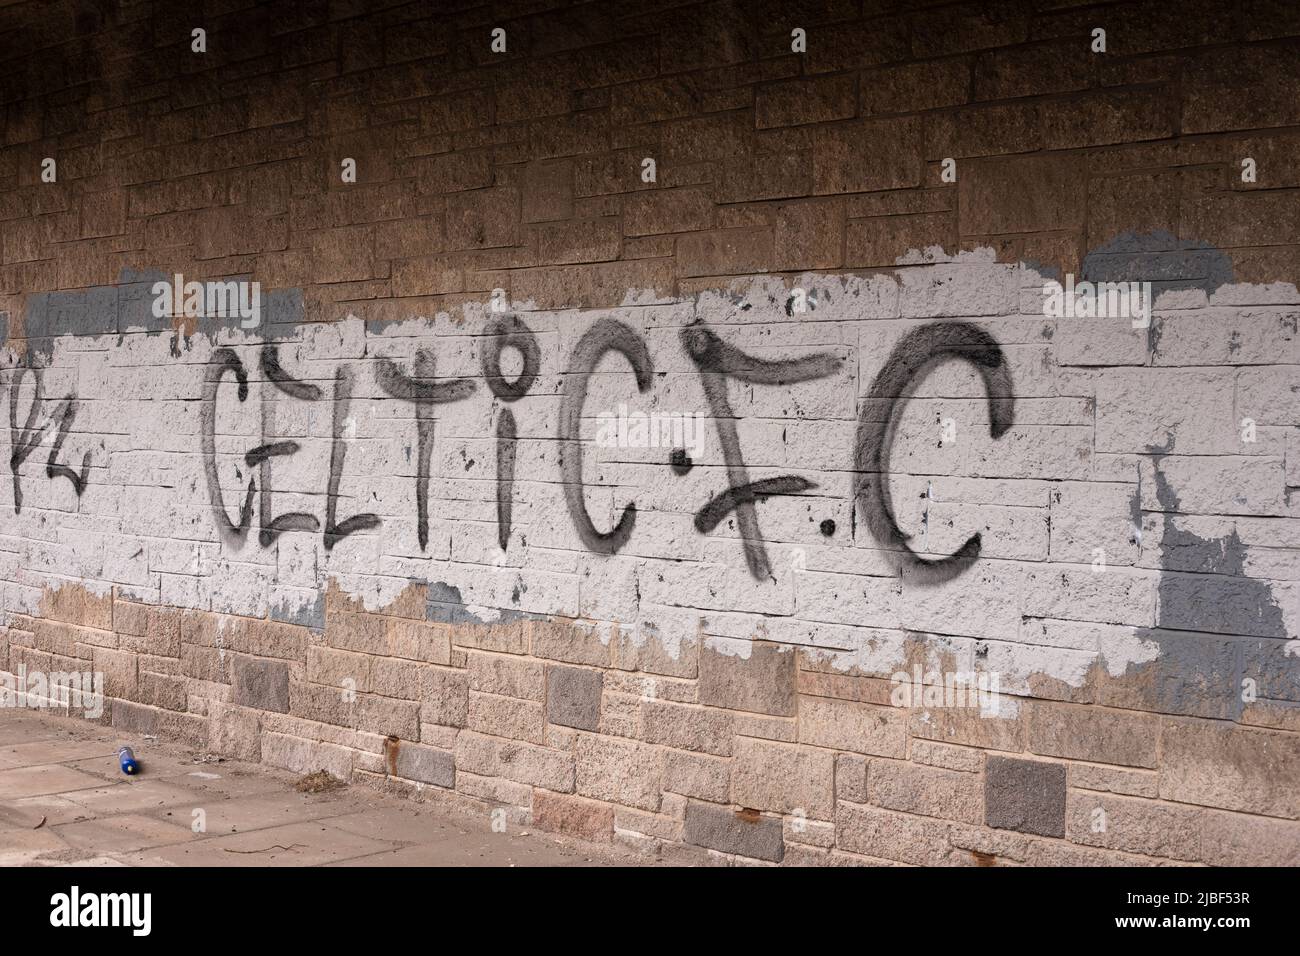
861, 60, 970, 117
683, 801, 784, 862
755, 75, 856, 129
546, 665, 602, 731
985, 756, 1066, 838
959, 155, 1086, 235
231, 655, 290, 714
393, 742, 455, 788
813, 117, 923, 194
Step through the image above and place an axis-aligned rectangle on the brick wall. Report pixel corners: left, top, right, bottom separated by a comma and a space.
0, 0, 1298, 865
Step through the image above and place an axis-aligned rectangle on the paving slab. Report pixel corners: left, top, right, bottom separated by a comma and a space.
156, 790, 356, 836
124, 820, 399, 867
0, 738, 119, 768
50, 813, 197, 855
0, 709, 637, 867
0, 793, 90, 828
60, 779, 207, 816
0, 828, 70, 866
0, 713, 79, 745
0, 765, 107, 800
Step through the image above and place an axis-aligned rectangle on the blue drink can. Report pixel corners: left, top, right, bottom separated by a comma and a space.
118, 746, 139, 775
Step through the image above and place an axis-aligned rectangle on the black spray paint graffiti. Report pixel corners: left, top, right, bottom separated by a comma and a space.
854, 322, 1015, 583
682, 322, 842, 580
195, 319, 1014, 582
324, 365, 382, 550
202, 346, 405, 553
481, 315, 539, 551
558, 318, 655, 554
375, 350, 475, 550
255, 345, 321, 546
7, 366, 91, 514
201, 348, 255, 546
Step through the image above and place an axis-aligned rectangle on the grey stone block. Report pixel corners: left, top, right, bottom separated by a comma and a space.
231, 655, 290, 714
985, 755, 1066, 838
546, 665, 602, 731
394, 742, 455, 788
683, 800, 785, 862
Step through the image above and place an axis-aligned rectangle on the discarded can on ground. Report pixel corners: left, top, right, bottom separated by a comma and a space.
118, 746, 138, 775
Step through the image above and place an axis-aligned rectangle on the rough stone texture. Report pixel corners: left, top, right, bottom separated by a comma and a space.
869, 759, 984, 826
545, 665, 603, 732
392, 742, 455, 789
799, 697, 908, 758
532, 789, 615, 843
0, 0, 1296, 866
698, 642, 797, 717
683, 801, 785, 863
731, 737, 834, 819
1027, 703, 1159, 769
1065, 791, 1201, 861
1159, 718, 1300, 819
230, 657, 290, 715
985, 757, 1067, 839
835, 802, 958, 866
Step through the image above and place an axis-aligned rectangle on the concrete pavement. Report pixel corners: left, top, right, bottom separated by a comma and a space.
0, 709, 633, 867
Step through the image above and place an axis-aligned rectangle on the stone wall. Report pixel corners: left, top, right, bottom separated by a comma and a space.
0, 0, 1297, 865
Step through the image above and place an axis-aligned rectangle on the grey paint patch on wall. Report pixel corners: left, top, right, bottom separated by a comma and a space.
425, 581, 479, 625
270, 590, 325, 631
230, 655, 291, 714
1151, 460, 1284, 637
546, 665, 603, 731
424, 580, 541, 626
21, 268, 305, 363
1082, 236, 1290, 718
1118, 450, 1289, 720
1082, 230, 1234, 297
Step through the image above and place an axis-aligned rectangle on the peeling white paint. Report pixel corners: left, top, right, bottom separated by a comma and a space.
2, 252, 1295, 704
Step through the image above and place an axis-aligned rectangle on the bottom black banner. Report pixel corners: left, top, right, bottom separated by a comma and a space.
0, 865, 1286, 943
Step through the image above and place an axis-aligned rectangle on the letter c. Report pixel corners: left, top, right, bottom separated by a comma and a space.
558, 319, 653, 554
854, 322, 1014, 583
